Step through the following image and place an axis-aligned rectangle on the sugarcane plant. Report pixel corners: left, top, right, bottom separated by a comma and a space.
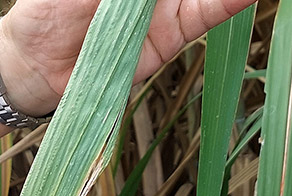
1, 0, 292, 195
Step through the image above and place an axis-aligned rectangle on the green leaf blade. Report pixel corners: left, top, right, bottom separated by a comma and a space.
20, 0, 157, 195
257, 0, 292, 195
197, 5, 256, 196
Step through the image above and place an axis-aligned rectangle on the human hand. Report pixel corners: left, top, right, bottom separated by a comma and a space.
0, 0, 256, 118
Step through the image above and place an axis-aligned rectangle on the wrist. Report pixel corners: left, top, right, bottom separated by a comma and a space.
0, 15, 61, 117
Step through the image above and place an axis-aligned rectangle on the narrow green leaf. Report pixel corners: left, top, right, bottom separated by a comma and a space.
244, 69, 266, 80
221, 107, 262, 195
119, 93, 202, 196
222, 118, 262, 195
257, 0, 292, 194
20, 0, 157, 195
226, 117, 262, 168
238, 106, 263, 138
197, 5, 256, 196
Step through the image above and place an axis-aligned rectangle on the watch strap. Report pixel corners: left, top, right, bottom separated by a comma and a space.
0, 74, 50, 129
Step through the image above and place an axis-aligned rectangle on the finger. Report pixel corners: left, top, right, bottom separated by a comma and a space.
133, 36, 163, 84
134, 0, 256, 84
179, 0, 257, 41
134, 0, 185, 84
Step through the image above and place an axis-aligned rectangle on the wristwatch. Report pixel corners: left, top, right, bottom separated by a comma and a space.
0, 74, 50, 129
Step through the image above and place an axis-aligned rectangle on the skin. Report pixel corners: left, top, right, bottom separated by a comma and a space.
0, 0, 256, 135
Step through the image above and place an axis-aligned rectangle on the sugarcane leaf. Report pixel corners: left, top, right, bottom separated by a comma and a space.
20, 0, 157, 195
238, 107, 263, 137
257, 0, 292, 194
226, 117, 262, 169
221, 107, 263, 195
197, 5, 256, 196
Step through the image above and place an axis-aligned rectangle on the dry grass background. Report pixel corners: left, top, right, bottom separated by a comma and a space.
0, 0, 278, 195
